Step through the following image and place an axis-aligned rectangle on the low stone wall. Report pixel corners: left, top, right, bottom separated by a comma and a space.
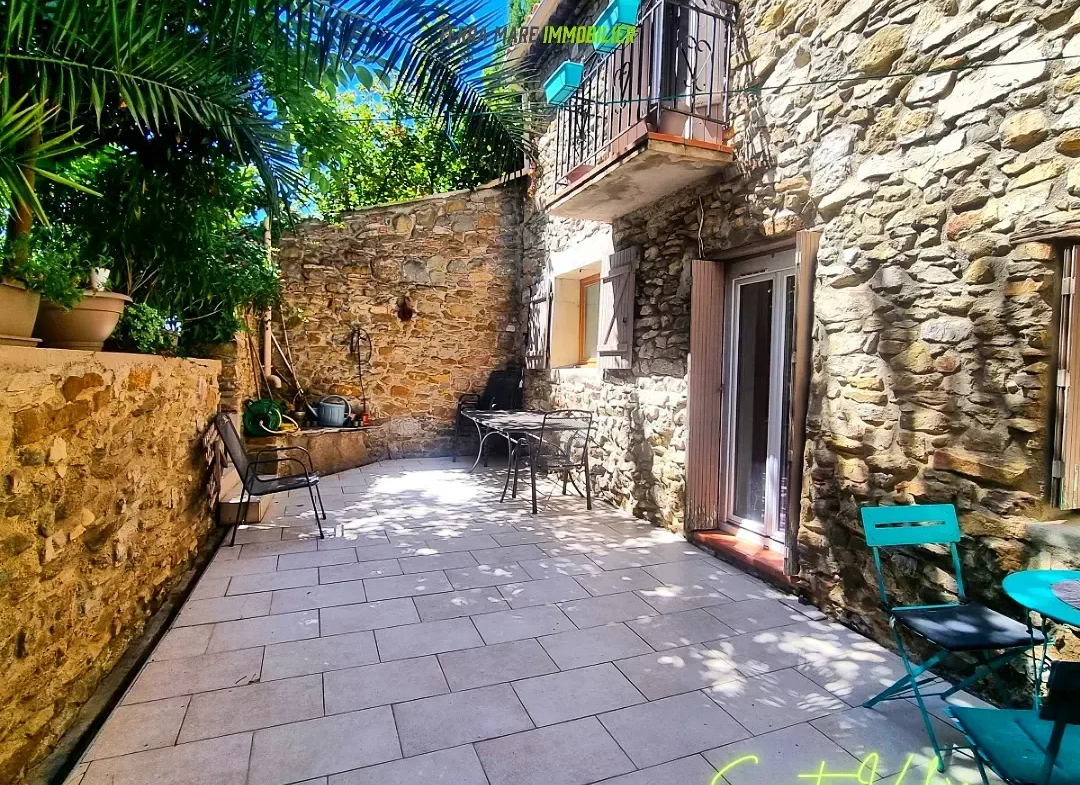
247, 424, 392, 477
0, 347, 220, 781
275, 181, 525, 457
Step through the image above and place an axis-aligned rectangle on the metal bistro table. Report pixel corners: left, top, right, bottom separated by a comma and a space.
1003, 569, 1080, 707
456, 409, 591, 514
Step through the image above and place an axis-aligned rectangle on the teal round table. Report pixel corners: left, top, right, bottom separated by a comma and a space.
1003, 569, 1080, 628
1003, 569, 1080, 707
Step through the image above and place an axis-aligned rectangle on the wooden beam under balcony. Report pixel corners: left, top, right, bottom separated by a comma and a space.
545, 131, 734, 222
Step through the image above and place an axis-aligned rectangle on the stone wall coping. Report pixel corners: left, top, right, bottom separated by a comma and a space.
318, 170, 530, 219
0, 345, 221, 375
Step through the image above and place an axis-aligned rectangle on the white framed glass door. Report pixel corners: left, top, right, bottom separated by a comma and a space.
721, 251, 796, 545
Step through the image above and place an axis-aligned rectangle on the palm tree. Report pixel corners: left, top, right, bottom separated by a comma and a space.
0, 0, 532, 242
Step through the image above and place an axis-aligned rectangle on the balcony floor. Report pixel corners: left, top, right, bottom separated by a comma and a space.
68, 458, 997, 785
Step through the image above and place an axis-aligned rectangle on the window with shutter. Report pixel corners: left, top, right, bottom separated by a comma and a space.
598, 246, 639, 370
525, 281, 552, 370
1054, 244, 1080, 508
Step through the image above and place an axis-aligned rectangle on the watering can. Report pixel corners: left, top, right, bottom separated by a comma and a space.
317, 395, 351, 427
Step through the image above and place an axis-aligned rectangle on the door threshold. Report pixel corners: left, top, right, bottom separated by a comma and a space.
690, 530, 794, 589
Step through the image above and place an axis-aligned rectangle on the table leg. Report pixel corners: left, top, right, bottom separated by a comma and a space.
468, 423, 489, 472
529, 439, 538, 514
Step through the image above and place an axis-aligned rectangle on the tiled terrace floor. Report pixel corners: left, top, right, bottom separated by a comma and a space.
68, 458, 998, 785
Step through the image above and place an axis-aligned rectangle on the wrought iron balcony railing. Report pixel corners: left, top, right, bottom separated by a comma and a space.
551, 0, 737, 193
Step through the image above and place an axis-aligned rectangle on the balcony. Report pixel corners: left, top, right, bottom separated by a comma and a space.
546, 0, 737, 222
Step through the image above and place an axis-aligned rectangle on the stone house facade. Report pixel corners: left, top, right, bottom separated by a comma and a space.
516, 0, 1080, 659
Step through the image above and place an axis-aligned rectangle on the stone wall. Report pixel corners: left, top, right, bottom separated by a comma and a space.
276, 182, 525, 457
524, 0, 1080, 658
0, 348, 220, 781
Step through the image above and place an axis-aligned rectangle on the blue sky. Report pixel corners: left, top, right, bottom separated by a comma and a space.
480, 0, 510, 25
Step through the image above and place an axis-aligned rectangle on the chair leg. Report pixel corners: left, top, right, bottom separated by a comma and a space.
893, 627, 947, 772
584, 450, 592, 511
512, 449, 521, 498
501, 443, 516, 503
529, 445, 538, 515
314, 484, 328, 521
562, 474, 568, 496
308, 484, 325, 539
232, 486, 250, 547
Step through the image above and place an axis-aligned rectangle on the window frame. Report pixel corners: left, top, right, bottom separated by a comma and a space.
578, 273, 601, 366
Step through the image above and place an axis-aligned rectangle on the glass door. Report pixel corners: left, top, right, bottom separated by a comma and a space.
721, 252, 796, 544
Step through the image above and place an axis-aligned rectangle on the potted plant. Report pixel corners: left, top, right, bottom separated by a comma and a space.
25, 227, 131, 351
0, 259, 43, 347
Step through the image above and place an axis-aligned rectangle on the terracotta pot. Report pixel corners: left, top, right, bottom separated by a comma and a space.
0, 278, 43, 347
34, 291, 132, 351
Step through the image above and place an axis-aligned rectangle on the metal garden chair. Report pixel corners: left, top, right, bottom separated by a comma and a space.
860, 503, 1044, 770
947, 660, 1080, 785
214, 413, 326, 546
502, 409, 593, 514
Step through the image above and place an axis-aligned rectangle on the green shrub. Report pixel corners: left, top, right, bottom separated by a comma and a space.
114, 302, 169, 354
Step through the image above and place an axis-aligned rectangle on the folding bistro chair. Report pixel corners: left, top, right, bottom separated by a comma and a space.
947, 660, 1080, 785
860, 504, 1045, 770
215, 413, 326, 546
502, 410, 593, 514
453, 364, 524, 463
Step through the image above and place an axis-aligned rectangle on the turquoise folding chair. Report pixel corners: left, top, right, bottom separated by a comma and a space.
860, 504, 1045, 770
947, 661, 1080, 785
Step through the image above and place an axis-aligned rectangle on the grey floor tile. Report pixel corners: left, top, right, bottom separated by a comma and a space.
202, 555, 278, 580
642, 558, 735, 586
189, 575, 231, 601
595, 755, 718, 785
810, 702, 974, 779
319, 560, 401, 583
364, 571, 453, 600
174, 592, 271, 627
627, 609, 735, 651
207, 610, 319, 653
558, 592, 658, 628
706, 573, 786, 602
704, 723, 860, 785
262, 631, 378, 680
538, 623, 653, 669
471, 543, 547, 565
323, 655, 448, 714
375, 617, 483, 660
439, 639, 557, 691
319, 598, 419, 636
512, 663, 645, 726
707, 668, 846, 735
394, 683, 533, 756
476, 716, 635, 785
248, 707, 401, 785
82, 732, 252, 785
352, 543, 414, 562
397, 551, 478, 573
704, 625, 807, 677
499, 576, 591, 608
600, 691, 748, 769
588, 543, 707, 571
576, 568, 663, 597
227, 568, 319, 596
518, 555, 604, 581
84, 696, 189, 760
614, 642, 740, 700
233, 525, 285, 545
473, 605, 577, 644
278, 548, 358, 571
328, 745, 488, 785
635, 584, 733, 615
270, 580, 368, 614
444, 563, 529, 590
241, 540, 317, 559
492, 530, 557, 547
413, 587, 510, 621
178, 674, 324, 742
705, 598, 811, 635
151, 626, 213, 661
124, 648, 263, 704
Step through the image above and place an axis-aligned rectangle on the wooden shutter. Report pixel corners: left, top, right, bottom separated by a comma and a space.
598, 247, 639, 370
1055, 244, 1080, 508
525, 281, 551, 370
686, 259, 726, 532
783, 230, 821, 574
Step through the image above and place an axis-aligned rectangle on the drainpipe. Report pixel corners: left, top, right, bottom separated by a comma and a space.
262, 216, 280, 390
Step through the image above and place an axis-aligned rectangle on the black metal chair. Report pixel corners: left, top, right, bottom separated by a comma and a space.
214, 413, 326, 546
454, 365, 524, 463
502, 409, 593, 514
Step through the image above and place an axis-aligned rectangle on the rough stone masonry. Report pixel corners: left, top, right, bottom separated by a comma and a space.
521, 0, 1080, 664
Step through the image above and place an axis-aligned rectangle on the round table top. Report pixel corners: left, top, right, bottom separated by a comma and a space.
1003, 569, 1080, 628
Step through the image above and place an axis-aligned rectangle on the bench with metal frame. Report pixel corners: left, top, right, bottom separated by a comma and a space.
214, 413, 327, 546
